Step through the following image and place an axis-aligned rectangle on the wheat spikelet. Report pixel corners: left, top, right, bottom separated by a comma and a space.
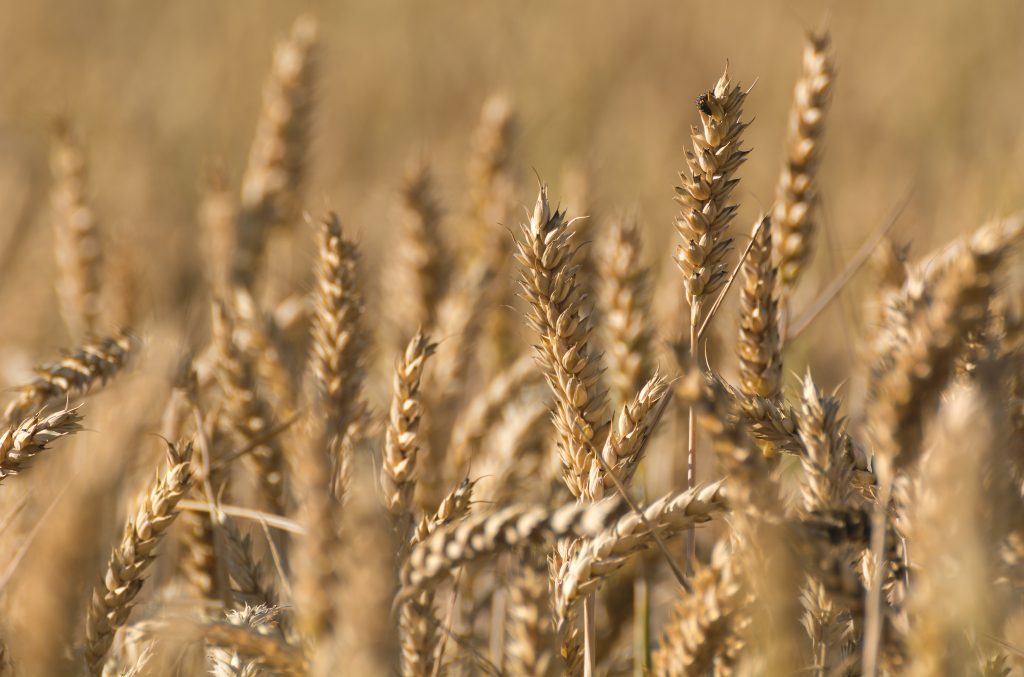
469, 93, 517, 232
217, 515, 277, 610
773, 31, 834, 291
381, 330, 437, 523
233, 14, 318, 289
599, 216, 655, 406
2, 329, 135, 425
515, 185, 609, 499
0, 407, 82, 484
84, 441, 194, 675
674, 65, 748, 308
797, 375, 855, 513
737, 217, 782, 400
50, 119, 104, 339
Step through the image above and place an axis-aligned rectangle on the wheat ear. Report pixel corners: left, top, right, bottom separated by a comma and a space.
381, 330, 437, 524
515, 185, 610, 499
392, 159, 449, 339
2, 329, 135, 425
233, 14, 317, 289
50, 119, 104, 339
599, 215, 655, 406
0, 407, 83, 485
737, 216, 782, 400
84, 441, 194, 675
774, 31, 835, 292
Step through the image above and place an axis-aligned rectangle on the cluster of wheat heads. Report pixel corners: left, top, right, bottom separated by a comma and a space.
2, 15, 1024, 677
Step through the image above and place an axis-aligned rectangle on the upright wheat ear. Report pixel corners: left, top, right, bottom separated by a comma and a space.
515, 185, 609, 499
774, 31, 835, 292
674, 66, 748, 309
233, 14, 317, 289
736, 217, 782, 400
85, 442, 194, 675
381, 330, 437, 524
599, 216, 655, 406
391, 159, 449, 340
50, 120, 104, 339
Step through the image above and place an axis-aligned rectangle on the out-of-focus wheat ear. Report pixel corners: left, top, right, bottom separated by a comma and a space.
905, 387, 1004, 675
515, 185, 610, 500
2, 329, 136, 425
291, 415, 342, 668
84, 441, 194, 676
651, 543, 745, 676
380, 329, 437, 528
796, 374, 855, 513
867, 224, 1009, 474
218, 514, 277, 609
50, 119, 104, 339
737, 216, 782, 401
103, 236, 141, 330
399, 479, 474, 677
598, 215, 655, 407
505, 552, 557, 677
0, 407, 82, 484
208, 605, 284, 676
203, 608, 305, 676
198, 160, 238, 296
210, 300, 288, 515
232, 14, 317, 290
450, 352, 538, 471
468, 93, 517, 235
310, 212, 367, 441
562, 166, 599, 315
417, 264, 498, 511
586, 372, 669, 499
773, 31, 835, 293
389, 159, 449, 341
674, 65, 748, 311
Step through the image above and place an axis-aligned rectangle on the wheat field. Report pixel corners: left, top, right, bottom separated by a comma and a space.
0, 3, 1023, 676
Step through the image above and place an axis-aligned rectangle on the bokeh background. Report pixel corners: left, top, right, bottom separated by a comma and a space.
0, 0, 1022, 385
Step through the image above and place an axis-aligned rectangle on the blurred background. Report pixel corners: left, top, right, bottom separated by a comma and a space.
0, 0, 1022, 386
